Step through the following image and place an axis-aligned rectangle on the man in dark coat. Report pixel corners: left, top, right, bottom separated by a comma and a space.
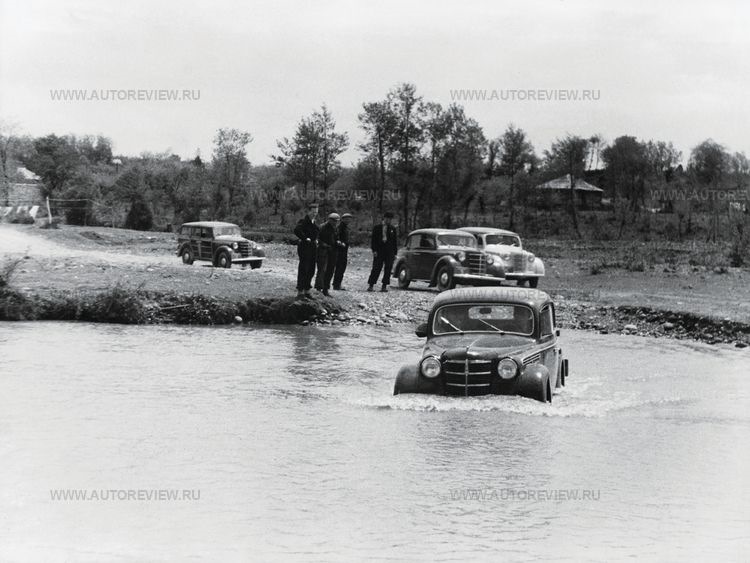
332, 213, 352, 290
367, 211, 398, 292
294, 202, 319, 298
314, 212, 340, 296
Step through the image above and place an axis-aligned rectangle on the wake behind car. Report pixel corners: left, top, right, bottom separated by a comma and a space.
176, 221, 265, 268
393, 287, 569, 402
392, 228, 507, 291
458, 227, 544, 287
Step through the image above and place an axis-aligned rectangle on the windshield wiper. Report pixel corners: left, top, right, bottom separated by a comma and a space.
477, 319, 505, 333
439, 316, 461, 332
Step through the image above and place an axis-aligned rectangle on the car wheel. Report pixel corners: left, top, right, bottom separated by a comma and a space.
180, 247, 194, 265
436, 265, 456, 292
396, 264, 411, 289
215, 250, 232, 268
528, 277, 539, 288
250, 261, 262, 270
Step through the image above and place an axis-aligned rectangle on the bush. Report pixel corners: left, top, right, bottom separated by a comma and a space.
124, 194, 154, 231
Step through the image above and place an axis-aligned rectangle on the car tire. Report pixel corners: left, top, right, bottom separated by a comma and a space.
396, 263, 411, 289
528, 278, 539, 288
180, 247, 194, 265
250, 261, 262, 270
215, 250, 232, 269
436, 265, 456, 292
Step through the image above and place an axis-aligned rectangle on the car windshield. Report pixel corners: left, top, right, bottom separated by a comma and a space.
437, 234, 477, 248
433, 303, 534, 335
214, 226, 241, 236
485, 234, 521, 247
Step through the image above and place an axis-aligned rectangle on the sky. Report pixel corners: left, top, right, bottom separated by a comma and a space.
1, 0, 748, 166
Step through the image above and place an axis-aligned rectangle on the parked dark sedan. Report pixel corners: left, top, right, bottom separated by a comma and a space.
391, 229, 506, 291
393, 287, 569, 402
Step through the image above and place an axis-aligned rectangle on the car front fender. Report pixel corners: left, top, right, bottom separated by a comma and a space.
393, 363, 441, 395
430, 256, 461, 285
532, 258, 545, 276
516, 364, 550, 402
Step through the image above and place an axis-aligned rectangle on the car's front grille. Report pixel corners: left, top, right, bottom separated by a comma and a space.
237, 241, 251, 257
509, 254, 525, 273
443, 358, 493, 396
466, 252, 487, 275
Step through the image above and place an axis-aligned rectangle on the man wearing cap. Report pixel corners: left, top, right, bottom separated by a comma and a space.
315, 212, 340, 296
332, 212, 352, 291
294, 202, 319, 298
367, 211, 398, 292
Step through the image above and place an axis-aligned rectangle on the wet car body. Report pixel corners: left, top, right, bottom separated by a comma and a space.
176, 221, 265, 268
393, 287, 569, 402
458, 227, 544, 287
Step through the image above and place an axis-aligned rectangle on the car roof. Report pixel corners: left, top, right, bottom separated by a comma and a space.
431, 287, 552, 309
181, 221, 239, 228
407, 228, 477, 237
458, 227, 520, 237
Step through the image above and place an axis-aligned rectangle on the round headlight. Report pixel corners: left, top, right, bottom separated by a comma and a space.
420, 356, 442, 378
456, 251, 466, 262
527, 253, 535, 262
232, 242, 239, 250
497, 358, 518, 380
487, 255, 495, 265
500, 252, 511, 261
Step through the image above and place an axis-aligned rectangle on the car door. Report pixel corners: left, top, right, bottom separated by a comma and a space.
538, 305, 560, 385
199, 227, 213, 260
413, 234, 437, 279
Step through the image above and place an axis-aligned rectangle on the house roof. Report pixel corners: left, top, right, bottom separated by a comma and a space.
536, 174, 603, 192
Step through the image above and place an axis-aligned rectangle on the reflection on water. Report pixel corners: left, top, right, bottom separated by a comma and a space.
0, 322, 748, 562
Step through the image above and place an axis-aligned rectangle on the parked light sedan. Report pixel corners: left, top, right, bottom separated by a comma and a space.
393, 287, 569, 402
458, 227, 544, 287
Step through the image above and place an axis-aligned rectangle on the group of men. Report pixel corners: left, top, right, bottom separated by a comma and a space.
294, 202, 399, 298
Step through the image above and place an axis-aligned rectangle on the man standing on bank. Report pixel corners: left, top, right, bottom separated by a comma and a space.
332, 212, 352, 291
315, 212, 340, 296
367, 211, 398, 292
294, 202, 319, 298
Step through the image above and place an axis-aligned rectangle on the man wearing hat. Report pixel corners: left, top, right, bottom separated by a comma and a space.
367, 211, 398, 292
294, 202, 319, 298
332, 213, 353, 291
315, 212, 340, 296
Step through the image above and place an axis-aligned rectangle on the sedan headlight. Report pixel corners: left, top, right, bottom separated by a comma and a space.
420, 356, 442, 378
487, 255, 495, 265
527, 253, 535, 262
456, 251, 466, 262
497, 358, 518, 380
231, 242, 239, 250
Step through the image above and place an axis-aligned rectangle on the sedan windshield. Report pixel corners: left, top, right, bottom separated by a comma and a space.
215, 226, 241, 236
485, 234, 521, 247
437, 234, 477, 248
433, 303, 534, 335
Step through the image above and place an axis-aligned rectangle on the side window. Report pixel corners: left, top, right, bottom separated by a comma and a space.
419, 235, 435, 249
477, 237, 484, 248
407, 235, 418, 249
540, 306, 553, 337
200, 227, 211, 238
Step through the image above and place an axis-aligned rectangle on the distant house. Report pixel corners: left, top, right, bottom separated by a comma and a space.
534, 174, 604, 209
1, 167, 44, 220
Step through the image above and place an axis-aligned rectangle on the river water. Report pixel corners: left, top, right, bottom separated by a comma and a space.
1, 322, 748, 561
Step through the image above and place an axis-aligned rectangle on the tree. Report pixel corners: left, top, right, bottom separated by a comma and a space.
689, 139, 731, 242
22, 134, 81, 198
544, 135, 590, 238
0, 120, 23, 205
496, 124, 535, 229
359, 99, 398, 210
212, 128, 252, 216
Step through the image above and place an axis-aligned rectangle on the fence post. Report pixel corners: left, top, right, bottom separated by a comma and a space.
46, 196, 52, 226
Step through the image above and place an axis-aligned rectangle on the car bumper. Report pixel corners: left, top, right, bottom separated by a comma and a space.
231, 256, 263, 264
504, 272, 543, 279
453, 273, 505, 283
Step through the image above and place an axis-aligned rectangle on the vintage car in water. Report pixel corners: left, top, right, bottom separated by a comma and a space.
392, 228, 508, 292
176, 221, 265, 268
458, 227, 544, 287
393, 287, 569, 402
